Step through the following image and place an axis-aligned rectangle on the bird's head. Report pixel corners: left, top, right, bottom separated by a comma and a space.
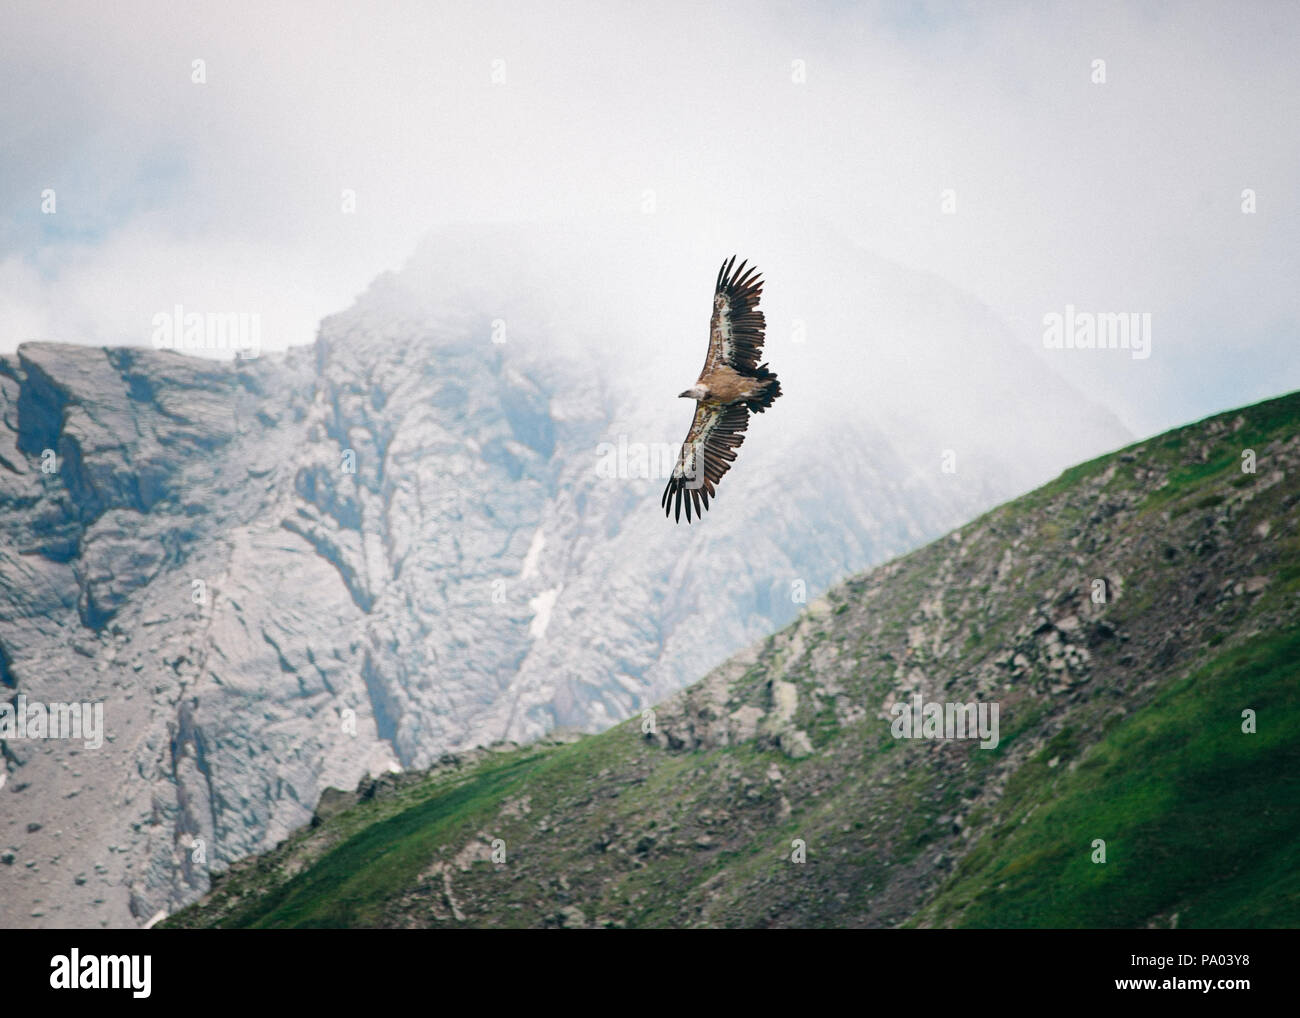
678, 384, 707, 400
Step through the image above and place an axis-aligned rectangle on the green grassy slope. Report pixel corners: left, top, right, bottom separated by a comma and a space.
167, 391, 1300, 929
913, 623, 1300, 928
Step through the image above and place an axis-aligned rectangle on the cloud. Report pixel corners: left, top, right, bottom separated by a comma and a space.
0, 0, 1295, 436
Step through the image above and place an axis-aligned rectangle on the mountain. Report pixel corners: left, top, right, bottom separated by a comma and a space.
165, 390, 1300, 929
0, 222, 1129, 927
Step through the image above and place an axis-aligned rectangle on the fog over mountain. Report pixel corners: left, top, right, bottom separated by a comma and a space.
0, 221, 1128, 926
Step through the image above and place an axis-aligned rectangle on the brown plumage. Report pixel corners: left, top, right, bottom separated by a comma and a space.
662, 256, 782, 523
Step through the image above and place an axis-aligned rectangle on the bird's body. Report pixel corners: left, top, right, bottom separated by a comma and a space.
662, 256, 782, 522
685, 364, 767, 405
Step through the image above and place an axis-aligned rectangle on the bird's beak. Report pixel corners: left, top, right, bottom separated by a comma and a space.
678, 390, 691, 398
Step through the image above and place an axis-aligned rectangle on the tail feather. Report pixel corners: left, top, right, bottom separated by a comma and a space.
746, 363, 781, 413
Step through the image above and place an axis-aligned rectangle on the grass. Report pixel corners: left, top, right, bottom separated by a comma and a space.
1141, 390, 1300, 514
217, 752, 547, 927
916, 623, 1300, 928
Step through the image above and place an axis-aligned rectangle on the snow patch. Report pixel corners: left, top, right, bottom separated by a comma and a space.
528, 585, 562, 639
520, 528, 545, 581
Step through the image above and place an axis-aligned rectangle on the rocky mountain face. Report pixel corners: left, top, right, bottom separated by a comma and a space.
0, 225, 1129, 927
166, 390, 1300, 930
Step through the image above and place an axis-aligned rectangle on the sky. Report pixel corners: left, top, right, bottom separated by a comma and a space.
0, 0, 1296, 438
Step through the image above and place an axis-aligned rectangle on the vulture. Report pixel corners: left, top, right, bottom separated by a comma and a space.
662, 256, 782, 522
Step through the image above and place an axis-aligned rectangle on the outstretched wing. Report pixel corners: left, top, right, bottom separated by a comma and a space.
661, 402, 751, 523
702, 255, 766, 377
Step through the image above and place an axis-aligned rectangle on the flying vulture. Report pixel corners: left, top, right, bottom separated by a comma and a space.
662, 256, 782, 523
